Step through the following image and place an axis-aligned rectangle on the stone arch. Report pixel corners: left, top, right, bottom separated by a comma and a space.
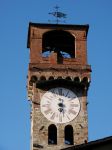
64, 125, 74, 145
48, 76, 54, 80
40, 76, 46, 81
30, 75, 37, 83
48, 124, 57, 144
42, 30, 75, 58
57, 76, 63, 79
82, 77, 89, 83
74, 77, 80, 83
66, 76, 72, 80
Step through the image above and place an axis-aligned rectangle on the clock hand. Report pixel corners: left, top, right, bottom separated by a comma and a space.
62, 108, 65, 117
58, 97, 66, 118
61, 99, 65, 117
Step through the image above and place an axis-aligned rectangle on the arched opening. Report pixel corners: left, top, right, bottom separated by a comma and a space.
49, 76, 54, 80
82, 77, 88, 83
66, 76, 72, 80
65, 125, 74, 145
30, 76, 37, 83
57, 76, 62, 79
40, 76, 46, 81
42, 30, 75, 59
74, 77, 80, 83
48, 124, 57, 144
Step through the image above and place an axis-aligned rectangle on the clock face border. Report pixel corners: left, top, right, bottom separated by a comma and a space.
40, 87, 81, 124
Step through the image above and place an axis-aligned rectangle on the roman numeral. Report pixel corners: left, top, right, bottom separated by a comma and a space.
69, 109, 77, 115
50, 112, 56, 120
58, 88, 63, 96
44, 109, 52, 115
51, 89, 58, 97
65, 91, 69, 97
66, 114, 70, 120
70, 104, 79, 107
42, 104, 50, 107
44, 96, 52, 101
69, 96, 76, 101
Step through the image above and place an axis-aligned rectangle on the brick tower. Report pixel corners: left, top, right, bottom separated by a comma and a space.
27, 23, 91, 150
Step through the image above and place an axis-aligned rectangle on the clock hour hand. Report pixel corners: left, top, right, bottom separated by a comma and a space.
58, 98, 65, 116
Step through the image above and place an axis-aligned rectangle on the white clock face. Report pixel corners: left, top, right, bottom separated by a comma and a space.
40, 87, 80, 124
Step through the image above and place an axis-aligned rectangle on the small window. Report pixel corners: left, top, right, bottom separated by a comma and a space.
48, 124, 57, 144
65, 125, 74, 145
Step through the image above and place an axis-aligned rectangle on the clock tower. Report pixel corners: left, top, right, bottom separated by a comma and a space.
27, 23, 91, 150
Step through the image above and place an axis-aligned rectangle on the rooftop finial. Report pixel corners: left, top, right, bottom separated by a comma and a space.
48, 5, 67, 24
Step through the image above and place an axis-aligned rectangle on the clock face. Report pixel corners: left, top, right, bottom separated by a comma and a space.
40, 87, 80, 124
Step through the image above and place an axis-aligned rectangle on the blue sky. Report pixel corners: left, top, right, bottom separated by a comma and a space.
0, 0, 112, 149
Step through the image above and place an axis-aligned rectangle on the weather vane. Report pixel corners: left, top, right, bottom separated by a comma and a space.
48, 5, 67, 24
